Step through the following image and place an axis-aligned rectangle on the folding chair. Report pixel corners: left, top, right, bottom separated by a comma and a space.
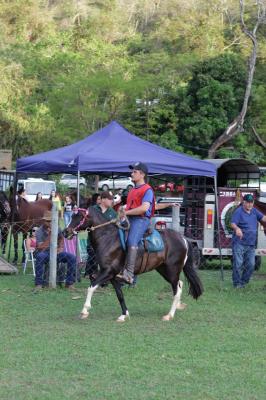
23, 239, 36, 276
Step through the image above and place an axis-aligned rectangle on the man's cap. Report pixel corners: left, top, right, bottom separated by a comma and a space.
101, 191, 113, 200
243, 194, 254, 202
129, 162, 148, 175
42, 210, 53, 221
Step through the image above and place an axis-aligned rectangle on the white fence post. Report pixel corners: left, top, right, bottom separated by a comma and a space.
172, 206, 180, 232
49, 204, 58, 288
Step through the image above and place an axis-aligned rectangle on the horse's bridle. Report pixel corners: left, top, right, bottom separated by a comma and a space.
73, 207, 130, 233
73, 208, 90, 233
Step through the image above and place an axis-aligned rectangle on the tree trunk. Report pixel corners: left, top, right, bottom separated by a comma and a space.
208, 0, 265, 158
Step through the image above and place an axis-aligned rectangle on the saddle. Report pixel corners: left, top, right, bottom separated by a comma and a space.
118, 227, 164, 253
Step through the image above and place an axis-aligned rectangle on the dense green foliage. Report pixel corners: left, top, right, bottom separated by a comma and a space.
0, 266, 266, 399
0, 0, 265, 162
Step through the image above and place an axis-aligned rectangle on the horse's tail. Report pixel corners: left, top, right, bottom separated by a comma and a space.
183, 240, 204, 299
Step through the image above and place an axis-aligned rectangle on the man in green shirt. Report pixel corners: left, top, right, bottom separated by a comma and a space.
85, 191, 116, 281
94, 191, 117, 220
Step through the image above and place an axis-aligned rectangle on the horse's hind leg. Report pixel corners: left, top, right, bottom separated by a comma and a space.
162, 280, 186, 322
111, 279, 129, 323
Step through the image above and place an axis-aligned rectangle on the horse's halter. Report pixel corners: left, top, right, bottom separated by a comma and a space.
73, 208, 90, 233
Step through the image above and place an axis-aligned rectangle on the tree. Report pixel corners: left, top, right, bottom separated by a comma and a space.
208, 0, 266, 157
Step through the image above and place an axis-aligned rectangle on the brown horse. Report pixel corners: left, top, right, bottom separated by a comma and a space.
11, 197, 52, 263
63, 206, 204, 322
0, 191, 11, 254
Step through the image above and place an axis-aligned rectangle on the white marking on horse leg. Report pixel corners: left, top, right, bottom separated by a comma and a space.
116, 310, 130, 323
162, 280, 186, 321
80, 284, 99, 317
175, 280, 187, 310
183, 237, 188, 266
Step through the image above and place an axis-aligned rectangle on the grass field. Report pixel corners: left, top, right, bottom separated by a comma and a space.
0, 261, 266, 400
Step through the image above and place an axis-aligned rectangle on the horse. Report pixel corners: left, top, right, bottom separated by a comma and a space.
0, 191, 11, 254
63, 206, 204, 322
11, 197, 53, 263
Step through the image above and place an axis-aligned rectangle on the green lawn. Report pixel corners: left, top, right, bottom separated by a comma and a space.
0, 261, 266, 400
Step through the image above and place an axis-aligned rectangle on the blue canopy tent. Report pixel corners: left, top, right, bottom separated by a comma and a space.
16, 121, 216, 177
16, 121, 224, 278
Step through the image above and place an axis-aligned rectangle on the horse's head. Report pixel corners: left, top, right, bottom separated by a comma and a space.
0, 191, 11, 222
63, 207, 93, 239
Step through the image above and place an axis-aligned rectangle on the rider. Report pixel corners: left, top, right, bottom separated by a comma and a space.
117, 162, 155, 284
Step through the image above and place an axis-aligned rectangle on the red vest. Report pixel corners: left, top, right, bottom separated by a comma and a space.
126, 183, 155, 217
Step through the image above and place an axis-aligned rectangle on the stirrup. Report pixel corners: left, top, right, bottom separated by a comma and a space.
116, 273, 134, 284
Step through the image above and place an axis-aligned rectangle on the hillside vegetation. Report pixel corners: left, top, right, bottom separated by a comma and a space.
0, 0, 266, 162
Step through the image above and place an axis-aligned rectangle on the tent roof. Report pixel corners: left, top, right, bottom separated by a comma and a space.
16, 121, 216, 177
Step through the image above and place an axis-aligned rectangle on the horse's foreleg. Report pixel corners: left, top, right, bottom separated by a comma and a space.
21, 233, 27, 263
13, 232, 18, 264
80, 270, 112, 319
111, 279, 130, 323
162, 280, 186, 321
80, 284, 99, 319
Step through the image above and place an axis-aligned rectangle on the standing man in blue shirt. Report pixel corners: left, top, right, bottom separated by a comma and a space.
231, 194, 266, 288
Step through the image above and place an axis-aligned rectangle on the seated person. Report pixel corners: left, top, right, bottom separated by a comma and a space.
35, 210, 76, 290
25, 227, 38, 253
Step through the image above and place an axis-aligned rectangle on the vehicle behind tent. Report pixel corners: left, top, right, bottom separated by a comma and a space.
17, 178, 56, 202
182, 159, 266, 268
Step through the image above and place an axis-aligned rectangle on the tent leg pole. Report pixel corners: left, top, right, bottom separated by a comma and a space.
214, 177, 224, 281
77, 171, 80, 207
76, 171, 80, 283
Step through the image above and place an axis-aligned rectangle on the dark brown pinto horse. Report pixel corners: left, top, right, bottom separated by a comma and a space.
0, 191, 11, 254
11, 197, 52, 263
63, 206, 204, 322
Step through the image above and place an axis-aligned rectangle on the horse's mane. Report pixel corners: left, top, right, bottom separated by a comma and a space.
89, 206, 117, 227
88, 206, 119, 239
88, 206, 122, 260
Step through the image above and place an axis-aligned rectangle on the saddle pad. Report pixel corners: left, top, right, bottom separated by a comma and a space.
141, 229, 164, 253
118, 228, 164, 253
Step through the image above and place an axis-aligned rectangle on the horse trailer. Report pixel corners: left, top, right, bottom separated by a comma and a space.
182, 159, 266, 268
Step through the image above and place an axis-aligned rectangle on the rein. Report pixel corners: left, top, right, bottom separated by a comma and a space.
75, 208, 130, 232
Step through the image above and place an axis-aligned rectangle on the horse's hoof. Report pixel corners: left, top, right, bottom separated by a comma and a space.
162, 314, 173, 321
79, 312, 89, 320
176, 303, 187, 310
116, 311, 130, 323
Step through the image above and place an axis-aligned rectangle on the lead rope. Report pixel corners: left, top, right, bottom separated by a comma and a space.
76, 208, 130, 232
88, 216, 130, 232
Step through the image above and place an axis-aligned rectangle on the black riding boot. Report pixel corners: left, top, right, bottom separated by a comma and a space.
117, 246, 138, 284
